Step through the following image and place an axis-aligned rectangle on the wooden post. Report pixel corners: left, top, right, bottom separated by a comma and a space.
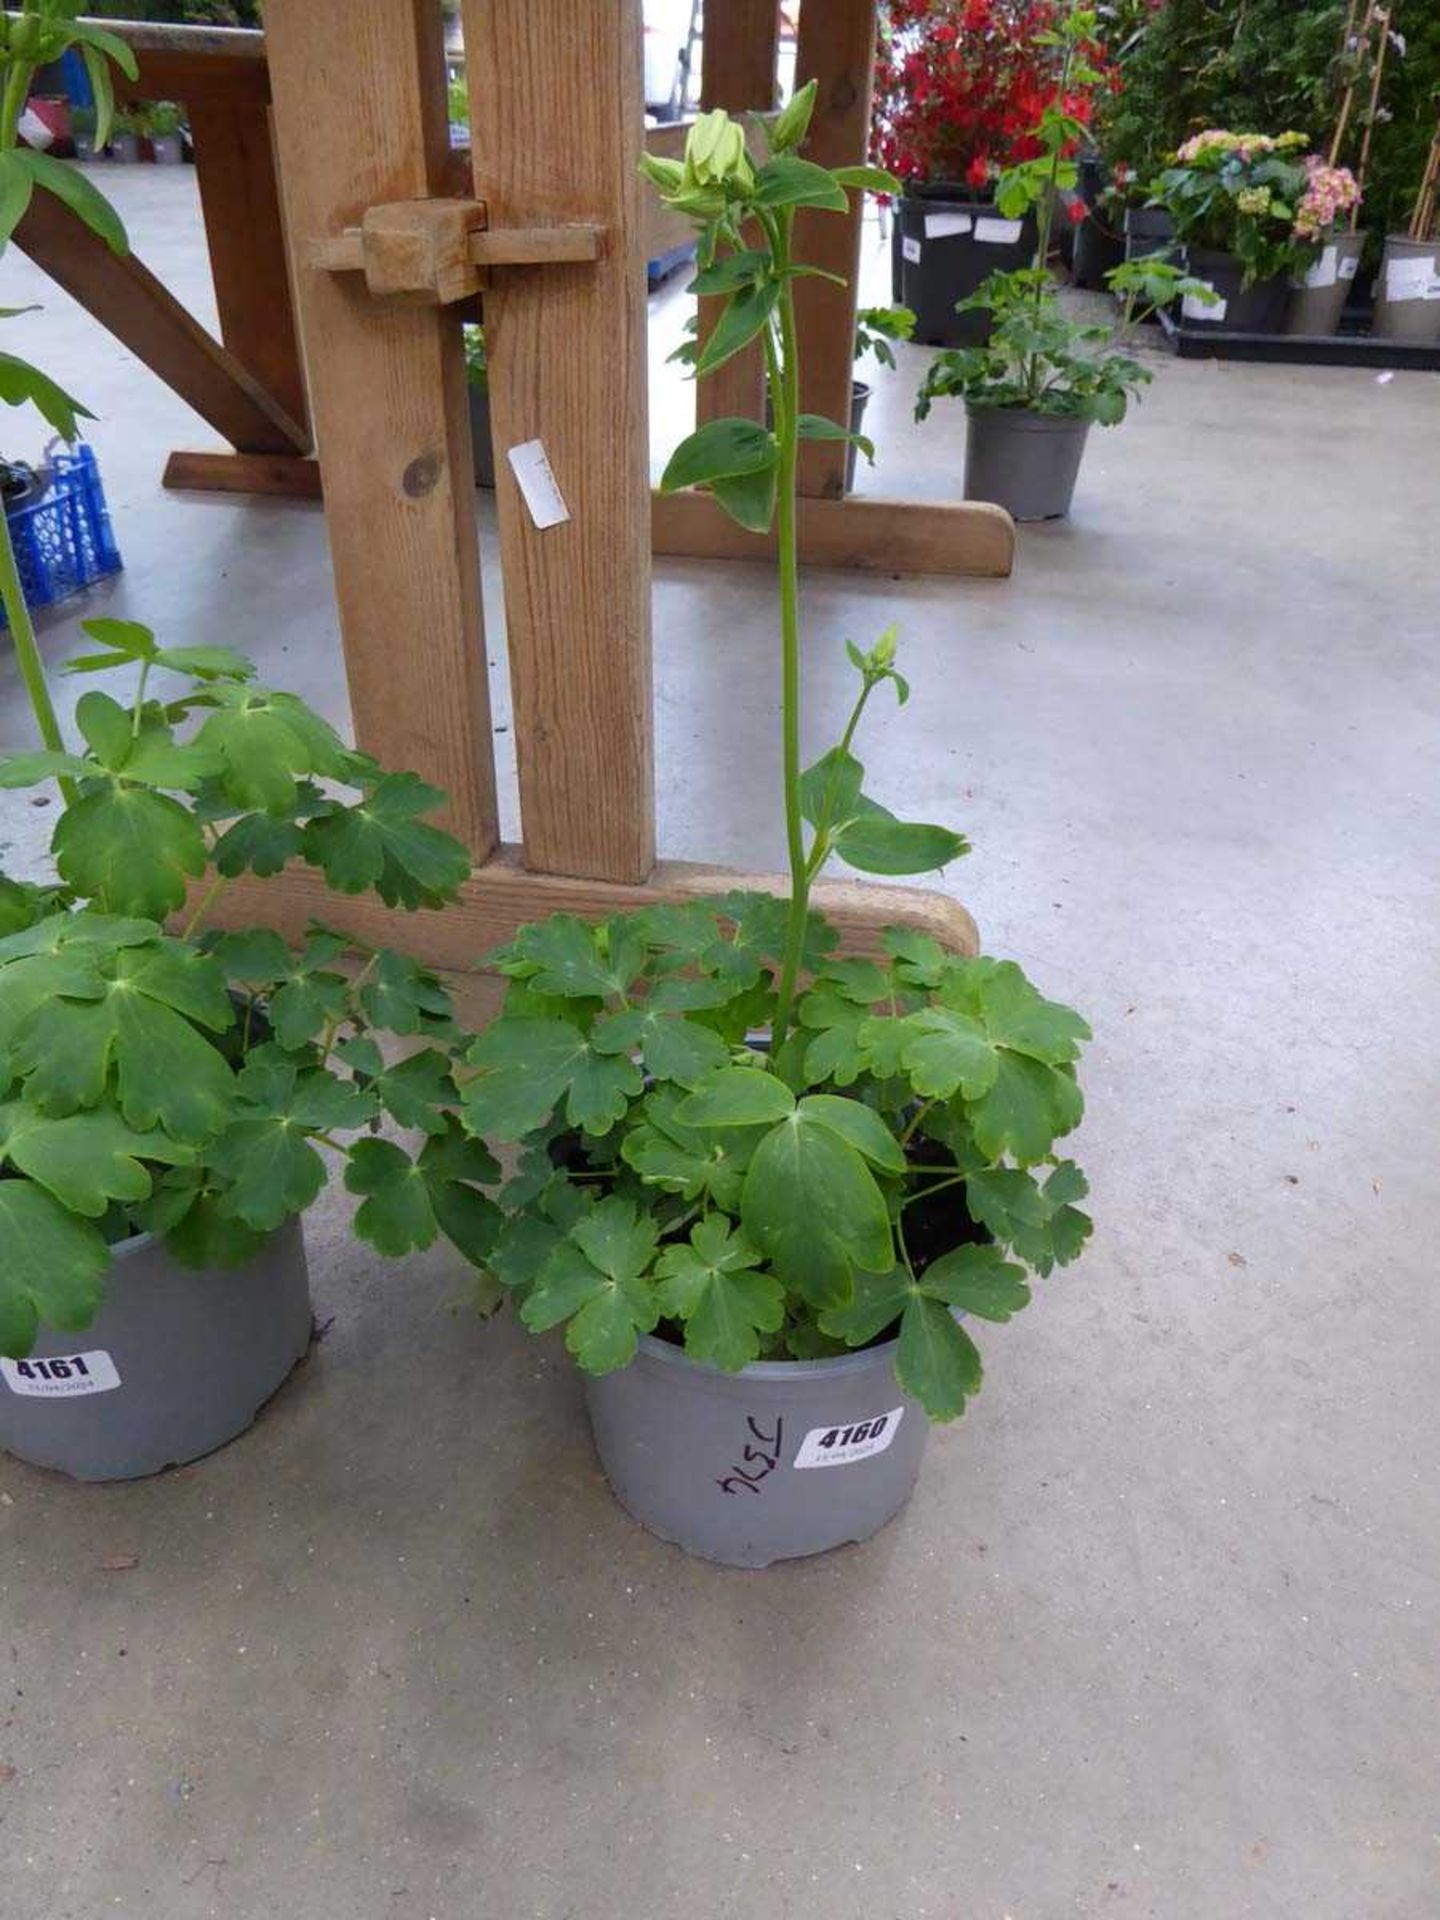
792, 0, 877, 498
188, 100, 308, 433
262, 0, 498, 858
693, 0, 781, 428
463, 0, 655, 884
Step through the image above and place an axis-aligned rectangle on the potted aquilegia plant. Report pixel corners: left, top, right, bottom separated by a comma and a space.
914, 6, 1212, 521
0, 36, 492, 1481
455, 93, 1093, 1568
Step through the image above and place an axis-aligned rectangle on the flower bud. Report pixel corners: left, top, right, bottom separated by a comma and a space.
870, 624, 898, 671
685, 109, 748, 187
638, 153, 685, 196
771, 79, 817, 154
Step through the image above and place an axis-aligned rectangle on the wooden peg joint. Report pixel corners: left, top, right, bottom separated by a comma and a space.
309, 200, 605, 302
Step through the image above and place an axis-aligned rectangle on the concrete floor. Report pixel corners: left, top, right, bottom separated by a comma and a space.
2, 167, 1439, 1920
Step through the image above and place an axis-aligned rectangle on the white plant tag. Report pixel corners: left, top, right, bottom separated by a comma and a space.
975, 215, 1023, 245
1182, 285, 1226, 322
1385, 254, 1438, 302
1, 1351, 121, 1398
794, 1407, 904, 1469
1338, 251, 1361, 281
925, 211, 973, 240
1303, 246, 1338, 290
506, 439, 570, 530
901, 235, 922, 264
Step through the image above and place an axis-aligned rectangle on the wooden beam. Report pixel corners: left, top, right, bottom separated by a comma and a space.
13, 189, 307, 457
263, 0, 499, 859
98, 19, 271, 106
696, 0, 781, 426
651, 489, 1015, 577
463, 0, 655, 884
187, 100, 308, 434
163, 450, 320, 497
792, 0, 878, 498
309, 220, 605, 282
189, 847, 980, 970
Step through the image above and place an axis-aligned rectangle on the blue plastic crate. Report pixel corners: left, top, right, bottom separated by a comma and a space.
3, 444, 122, 624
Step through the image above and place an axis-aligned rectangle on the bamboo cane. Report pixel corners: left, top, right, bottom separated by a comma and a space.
1327, 0, 1375, 169
1410, 125, 1440, 241
1350, 4, 1392, 233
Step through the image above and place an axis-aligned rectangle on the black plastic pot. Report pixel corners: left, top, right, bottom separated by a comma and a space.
1072, 215, 1126, 291
964, 404, 1091, 521
1180, 247, 1288, 334
898, 184, 1036, 346
1124, 205, 1176, 263
468, 383, 495, 488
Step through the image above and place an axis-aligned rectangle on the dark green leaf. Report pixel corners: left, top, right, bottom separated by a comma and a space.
741, 1114, 893, 1308
13, 150, 127, 255
52, 785, 208, 918
919, 1242, 1030, 1320
752, 155, 848, 211
797, 1094, 907, 1173
696, 278, 779, 376
817, 1264, 912, 1346
900, 1008, 999, 1100
0, 1102, 189, 1217
896, 1294, 983, 1420
0, 351, 93, 442
710, 463, 778, 532
969, 1052, 1082, 1164
659, 417, 777, 492
677, 1065, 795, 1128
302, 772, 471, 908
655, 1216, 782, 1371
0, 1180, 109, 1358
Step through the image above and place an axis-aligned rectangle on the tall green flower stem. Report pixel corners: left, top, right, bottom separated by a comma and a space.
762, 210, 810, 1048
0, 504, 76, 803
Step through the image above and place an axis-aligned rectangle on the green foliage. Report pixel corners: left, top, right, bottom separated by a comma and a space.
1151, 132, 1315, 284
855, 303, 917, 369
0, 608, 482, 1358
458, 904, 1092, 1420
915, 264, 1210, 423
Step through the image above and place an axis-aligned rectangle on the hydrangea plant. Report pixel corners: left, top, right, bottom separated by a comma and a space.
455, 92, 1094, 1421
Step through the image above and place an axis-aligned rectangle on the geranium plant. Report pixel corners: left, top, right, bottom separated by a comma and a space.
915, 6, 1214, 426
456, 93, 1093, 1421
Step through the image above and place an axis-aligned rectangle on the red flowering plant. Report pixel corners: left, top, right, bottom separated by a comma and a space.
871, 0, 1116, 194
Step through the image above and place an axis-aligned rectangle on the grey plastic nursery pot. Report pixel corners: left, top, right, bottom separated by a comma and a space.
1283, 230, 1364, 336
151, 132, 184, 166
1372, 234, 1440, 345
963, 404, 1090, 521
0, 1218, 312, 1482
584, 1331, 932, 1568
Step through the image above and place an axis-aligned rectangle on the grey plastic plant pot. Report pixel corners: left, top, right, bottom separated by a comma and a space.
0, 1217, 312, 1482
963, 404, 1090, 522
151, 132, 184, 165
108, 132, 139, 164
1179, 248, 1288, 334
584, 1331, 932, 1568
1372, 235, 1440, 344
468, 384, 495, 488
1283, 230, 1364, 336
